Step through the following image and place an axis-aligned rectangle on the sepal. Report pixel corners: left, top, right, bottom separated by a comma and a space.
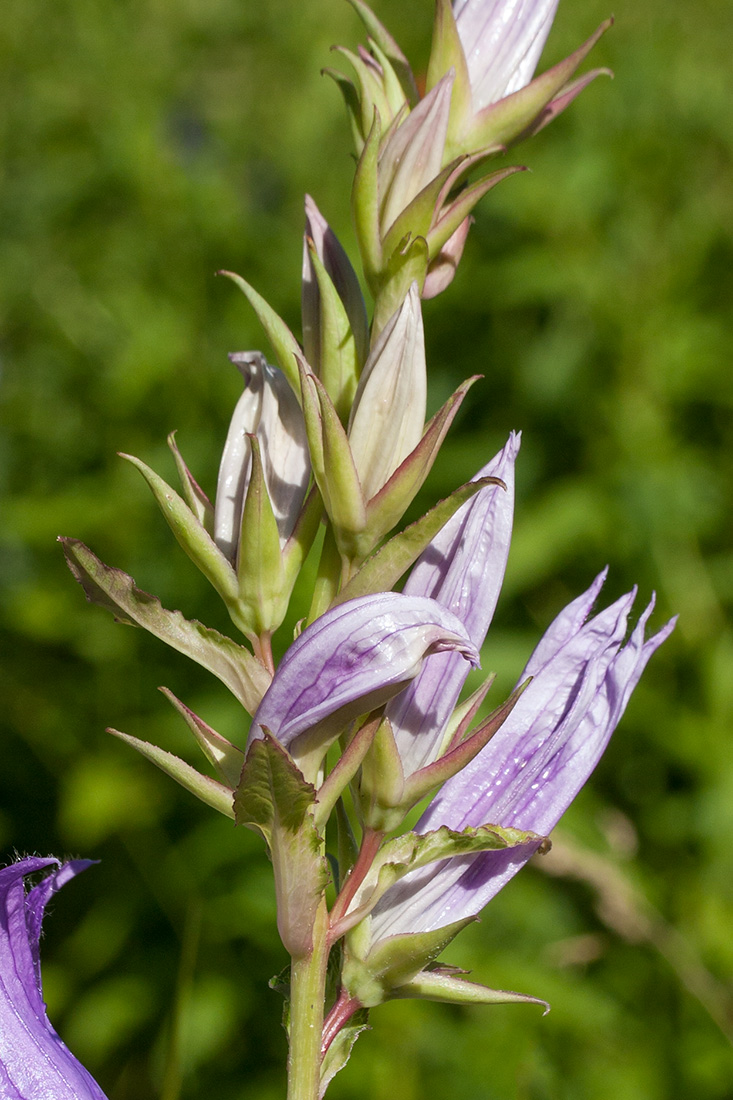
346, 0, 418, 105
219, 270, 304, 396
119, 452, 238, 607
235, 434, 288, 636
159, 686, 244, 787
462, 20, 613, 153
167, 431, 214, 533
342, 916, 474, 1007
392, 965, 549, 1012
339, 822, 547, 933
333, 475, 504, 607
108, 728, 235, 818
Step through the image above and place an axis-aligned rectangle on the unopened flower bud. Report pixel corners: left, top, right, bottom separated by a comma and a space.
348, 283, 426, 501
214, 352, 309, 562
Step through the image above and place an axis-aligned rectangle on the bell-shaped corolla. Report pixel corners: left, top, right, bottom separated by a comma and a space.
0, 856, 109, 1100
214, 351, 310, 563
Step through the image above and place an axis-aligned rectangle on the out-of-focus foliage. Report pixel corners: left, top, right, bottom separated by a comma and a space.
1, 0, 731, 1097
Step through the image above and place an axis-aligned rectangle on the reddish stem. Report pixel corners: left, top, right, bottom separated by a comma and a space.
321, 988, 363, 1057
328, 828, 383, 943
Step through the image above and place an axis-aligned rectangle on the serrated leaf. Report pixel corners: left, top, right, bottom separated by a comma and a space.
60, 538, 271, 715
235, 733, 329, 957
108, 728, 235, 818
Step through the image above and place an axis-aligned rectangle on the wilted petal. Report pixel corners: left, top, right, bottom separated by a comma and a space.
214, 352, 310, 559
370, 579, 675, 937
0, 857, 108, 1100
248, 593, 480, 765
385, 432, 519, 776
454, 0, 559, 110
348, 283, 427, 501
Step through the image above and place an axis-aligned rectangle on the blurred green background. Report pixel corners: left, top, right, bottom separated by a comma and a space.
1, 0, 732, 1097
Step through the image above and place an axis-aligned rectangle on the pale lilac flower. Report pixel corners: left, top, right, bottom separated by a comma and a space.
369, 575, 676, 938
385, 432, 518, 776
0, 857, 108, 1100
454, 0, 559, 111
214, 352, 310, 561
248, 592, 479, 769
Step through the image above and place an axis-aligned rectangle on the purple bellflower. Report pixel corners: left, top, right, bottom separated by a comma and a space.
368, 574, 676, 941
0, 857, 108, 1100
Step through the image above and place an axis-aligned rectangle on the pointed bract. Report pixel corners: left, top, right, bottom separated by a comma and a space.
0, 858, 109, 1100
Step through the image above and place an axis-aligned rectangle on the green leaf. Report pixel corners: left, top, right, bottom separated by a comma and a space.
60, 538, 271, 715
235, 733, 330, 957
120, 452, 238, 605
319, 1010, 370, 1098
108, 728, 235, 818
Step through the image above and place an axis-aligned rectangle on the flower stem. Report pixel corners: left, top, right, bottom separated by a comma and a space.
287, 900, 330, 1100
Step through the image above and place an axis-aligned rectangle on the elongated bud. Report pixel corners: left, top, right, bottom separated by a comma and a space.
348, 282, 427, 501
214, 352, 310, 562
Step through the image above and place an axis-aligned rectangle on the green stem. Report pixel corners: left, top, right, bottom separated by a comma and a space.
287, 900, 330, 1100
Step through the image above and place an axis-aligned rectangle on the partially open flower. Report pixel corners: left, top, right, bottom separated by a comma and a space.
0, 857, 108, 1100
